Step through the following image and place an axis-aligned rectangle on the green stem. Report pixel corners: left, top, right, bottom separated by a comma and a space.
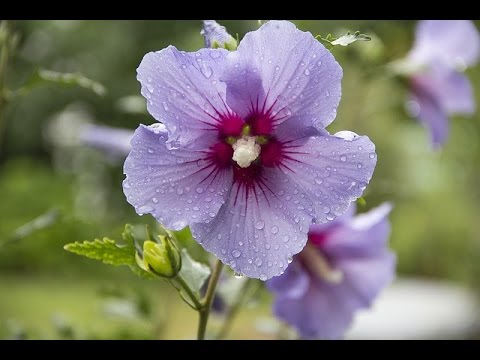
197, 259, 223, 340
173, 274, 203, 310
216, 278, 255, 339
0, 21, 11, 153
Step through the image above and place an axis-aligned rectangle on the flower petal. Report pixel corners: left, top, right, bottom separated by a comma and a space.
409, 73, 450, 147
123, 124, 232, 230
222, 20, 342, 130
277, 130, 377, 224
191, 167, 317, 280
273, 251, 395, 340
137, 46, 231, 146
201, 20, 236, 49
80, 124, 133, 158
408, 20, 480, 69
266, 261, 310, 299
322, 202, 393, 258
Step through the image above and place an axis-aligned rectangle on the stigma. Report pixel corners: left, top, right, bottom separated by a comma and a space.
232, 136, 261, 168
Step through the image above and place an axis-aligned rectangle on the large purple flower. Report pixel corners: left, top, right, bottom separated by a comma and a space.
123, 21, 377, 280
405, 20, 480, 147
267, 203, 395, 339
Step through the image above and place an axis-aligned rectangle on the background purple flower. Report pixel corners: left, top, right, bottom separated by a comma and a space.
124, 21, 377, 280
80, 124, 134, 159
405, 20, 480, 147
201, 20, 236, 49
267, 203, 396, 339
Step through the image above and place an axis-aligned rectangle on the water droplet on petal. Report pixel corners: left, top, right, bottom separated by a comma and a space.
255, 258, 263, 266
232, 250, 241, 258
340, 155, 347, 162
357, 163, 363, 169
201, 65, 213, 79
152, 197, 159, 204
271, 226, 279, 234
255, 220, 265, 230
259, 274, 267, 281
196, 187, 204, 194
234, 272, 244, 278
304, 69, 310, 75
162, 102, 169, 111
369, 152, 376, 159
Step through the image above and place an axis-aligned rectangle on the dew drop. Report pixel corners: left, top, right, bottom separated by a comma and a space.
231, 249, 241, 258
152, 197, 159, 204
162, 102, 169, 111
287, 257, 293, 264
357, 163, 363, 169
271, 226, 279, 234
326, 214, 335, 221
304, 69, 310, 75
255, 258, 263, 266
369, 152, 376, 159
234, 272, 244, 279
315, 178, 323, 185
255, 220, 265, 230
340, 155, 347, 162
196, 187, 204, 194
201, 65, 213, 79
259, 274, 267, 281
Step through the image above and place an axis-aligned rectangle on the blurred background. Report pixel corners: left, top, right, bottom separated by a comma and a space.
1, 20, 480, 339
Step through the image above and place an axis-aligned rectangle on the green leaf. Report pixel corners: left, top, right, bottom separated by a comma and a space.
16, 69, 106, 98
64, 237, 135, 266
177, 249, 211, 296
64, 224, 156, 279
316, 30, 371, 48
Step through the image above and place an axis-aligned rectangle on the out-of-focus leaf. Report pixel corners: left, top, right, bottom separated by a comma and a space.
178, 248, 210, 296
17, 69, 106, 98
1, 208, 61, 249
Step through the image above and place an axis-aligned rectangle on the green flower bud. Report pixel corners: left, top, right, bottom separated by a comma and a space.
142, 236, 181, 278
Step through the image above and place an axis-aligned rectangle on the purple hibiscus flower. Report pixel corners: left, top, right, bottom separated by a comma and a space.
201, 20, 237, 50
80, 124, 134, 159
267, 203, 395, 339
123, 20, 377, 280
405, 20, 480, 147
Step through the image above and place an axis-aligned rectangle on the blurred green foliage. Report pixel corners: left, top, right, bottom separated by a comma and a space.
1, 20, 480, 339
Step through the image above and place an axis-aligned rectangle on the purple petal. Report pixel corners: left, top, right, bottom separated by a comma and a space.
201, 20, 236, 49
123, 124, 232, 230
190, 166, 316, 280
408, 20, 480, 69
222, 20, 342, 130
266, 261, 310, 299
80, 124, 133, 159
322, 202, 393, 259
269, 203, 395, 339
409, 64, 476, 147
308, 202, 357, 238
137, 46, 230, 146
272, 280, 359, 339
277, 130, 377, 224
275, 251, 395, 339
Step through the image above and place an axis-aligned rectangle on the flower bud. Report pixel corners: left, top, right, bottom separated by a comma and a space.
142, 236, 181, 278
